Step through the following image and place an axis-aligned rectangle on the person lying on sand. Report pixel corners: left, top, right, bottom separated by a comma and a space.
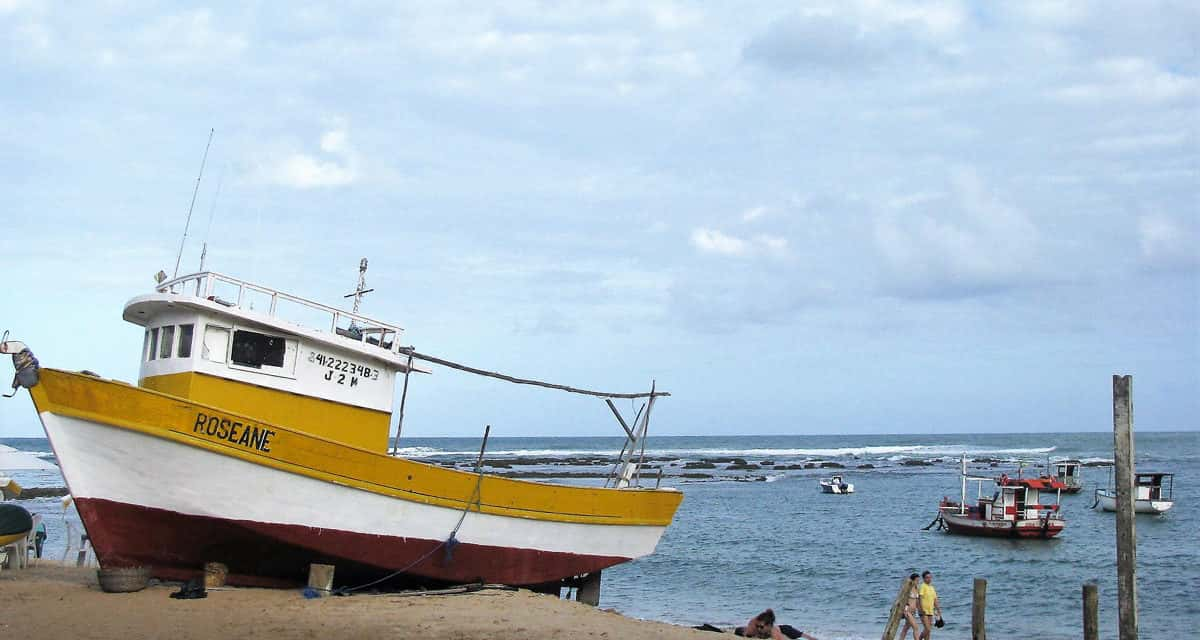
732, 608, 819, 640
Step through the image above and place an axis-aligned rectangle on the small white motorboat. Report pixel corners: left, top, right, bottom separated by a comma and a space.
819, 474, 854, 494
1094, 472, 1174, 514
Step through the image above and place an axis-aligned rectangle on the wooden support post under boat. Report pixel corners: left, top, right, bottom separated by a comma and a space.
577, 570, 601, 606
75, 533, 89, 567
1112, 374, 1139, 640
881, 576, 917, 640
972, 577, 987, 640
204, 561, 228, 588
1083, 582, 1099, 640
307, 563, 335, 597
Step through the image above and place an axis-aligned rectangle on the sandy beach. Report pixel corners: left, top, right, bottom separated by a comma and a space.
0, 563, 717, 640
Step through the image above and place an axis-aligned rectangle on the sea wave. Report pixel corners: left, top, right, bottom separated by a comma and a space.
387, 446, 445, 457
649, 444, 1057, 458
390, 443, 1058, 461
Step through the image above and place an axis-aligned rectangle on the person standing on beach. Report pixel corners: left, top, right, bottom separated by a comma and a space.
918, 571, 942, 640
899, 573, 921, 640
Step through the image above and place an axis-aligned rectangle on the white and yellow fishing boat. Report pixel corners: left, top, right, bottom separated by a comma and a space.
1, 265, 681, 589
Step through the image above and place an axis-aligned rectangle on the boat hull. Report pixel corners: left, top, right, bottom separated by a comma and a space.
1094, 490, 1173, 514
819, 483, 853, 494
30, 369, 681, 587
939, 508, 1064, 539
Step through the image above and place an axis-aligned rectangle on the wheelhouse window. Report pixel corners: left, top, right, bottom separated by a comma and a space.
148, 328, 159, 361
231, 330, 286, 369
177, 324, 194, 358
159, 326, 175, 359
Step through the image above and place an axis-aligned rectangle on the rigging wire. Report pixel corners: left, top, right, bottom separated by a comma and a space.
174, 128, 215, 278
399, 347, 669, 400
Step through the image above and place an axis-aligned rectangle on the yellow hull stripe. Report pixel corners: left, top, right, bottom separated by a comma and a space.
0, 531, 29, 546
141, 371, 389, 452
30, 369, 682, 526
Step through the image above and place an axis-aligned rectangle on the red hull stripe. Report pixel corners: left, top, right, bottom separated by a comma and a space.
943, 520, 1064, 539
76, 498, 628, 587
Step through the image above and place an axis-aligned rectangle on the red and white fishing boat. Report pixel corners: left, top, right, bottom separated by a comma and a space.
938, 455, 1065, 539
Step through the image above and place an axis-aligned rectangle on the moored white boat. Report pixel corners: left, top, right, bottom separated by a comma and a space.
2, 266, 683, 589
818, 474, 854, 494
1041, 459, 1084, 494
1094, 473, 1174, 514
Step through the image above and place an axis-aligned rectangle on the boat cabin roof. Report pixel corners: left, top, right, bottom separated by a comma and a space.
1135, 473, 1173, 483
125, 271, 420, 371
999, 476, 1064, 491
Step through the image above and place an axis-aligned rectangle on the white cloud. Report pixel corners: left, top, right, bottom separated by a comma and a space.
0, 0, 31, 14
754, 234, 788, 256
135, 9, 247, 63
1052, 57, 1198, 105
740, 206, 769, 222
691, 228, 790, 258
319, 128, 349, 155
873, 169, 1042, 298
255, 120, 359, 189
1090, 132, 1189, 153
691, 228, 748, 256
743, 1, 967, 72
1139, 214, 1199, 272
270, 155, 356, 189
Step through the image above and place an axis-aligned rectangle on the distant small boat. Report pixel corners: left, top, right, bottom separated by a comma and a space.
937, 455, 1065, 539
1094, 472, 1174, 514
819, 474, 854, 494
1040, 459, 1084, 494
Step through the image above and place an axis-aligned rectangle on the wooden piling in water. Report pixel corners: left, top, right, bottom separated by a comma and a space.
577, 570, 601, 606
1112, 374, 1138, 640
307, 563, 335, 597
972, 577, 987, 640
881, 576, 916, 640
1083, 582, 1099, 640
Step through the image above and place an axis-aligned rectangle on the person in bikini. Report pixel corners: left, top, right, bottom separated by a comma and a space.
898, 573, 921, 640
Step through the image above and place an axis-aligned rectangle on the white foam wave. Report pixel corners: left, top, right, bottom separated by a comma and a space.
399, 448, 624, 458
390, 444, 1057, 460
387, 446, 444, 457
647, 445, 1057, 458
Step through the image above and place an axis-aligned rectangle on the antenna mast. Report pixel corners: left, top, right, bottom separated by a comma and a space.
343, 259, 375, 326
174, 128, 215, 278
198, 162, 226, 272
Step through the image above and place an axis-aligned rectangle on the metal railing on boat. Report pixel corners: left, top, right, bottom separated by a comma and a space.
157, 271, 405, 353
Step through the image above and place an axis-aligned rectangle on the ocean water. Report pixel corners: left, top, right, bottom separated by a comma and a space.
3, 431, 1197, 639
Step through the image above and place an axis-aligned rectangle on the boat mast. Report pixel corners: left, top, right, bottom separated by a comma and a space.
960, 454, 968, 515
345, 258, 373, 315
343, 258, 375, 333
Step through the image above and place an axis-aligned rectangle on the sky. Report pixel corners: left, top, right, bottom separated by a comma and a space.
0, 1, 1196, 439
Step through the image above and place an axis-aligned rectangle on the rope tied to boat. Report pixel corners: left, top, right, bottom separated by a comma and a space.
1, 332, 39, 398
325, 425, 492, 596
